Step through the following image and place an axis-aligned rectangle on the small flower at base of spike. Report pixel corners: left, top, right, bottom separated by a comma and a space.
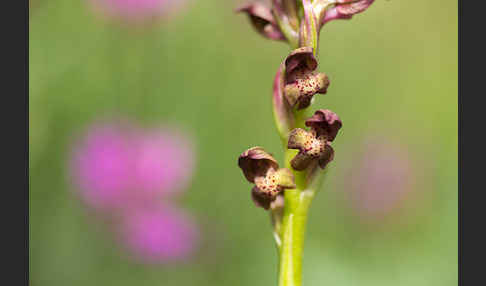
238, 147, 296, 210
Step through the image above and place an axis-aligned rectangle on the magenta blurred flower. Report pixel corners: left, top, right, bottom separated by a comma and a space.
88, 0, 188, 23
70, 121, 195, 210
119, 206, 198, 263
133, 127, 195, 198
71, 123, 137, 210
343, 137, 415, 219
70, 119, 200, 263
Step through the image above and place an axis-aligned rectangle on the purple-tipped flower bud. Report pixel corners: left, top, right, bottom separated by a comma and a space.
287, 109, 342, 170
236, 3, 286, 42
321, 0, 375, 27
283, 47, 330, 109
238, 147, 296, 209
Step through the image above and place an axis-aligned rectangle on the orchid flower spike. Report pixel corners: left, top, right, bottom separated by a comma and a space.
238, 147, 296, 210
287, 109, 342, 171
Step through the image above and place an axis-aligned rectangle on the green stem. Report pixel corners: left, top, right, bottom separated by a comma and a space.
278, 178, 314, 286
277, 151, 315, 286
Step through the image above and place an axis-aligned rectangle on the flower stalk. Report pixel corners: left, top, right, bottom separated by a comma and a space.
236, 1, 376, 285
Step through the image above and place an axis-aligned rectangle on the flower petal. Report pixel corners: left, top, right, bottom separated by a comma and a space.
305, 109, 342, 141
318, 143, 335, 169
290, 152, 315, 171
336, 0, 374, 15
270, 192, 285, 211
284, 47, 317, 81
321, 0, 375, 27
275, 168, 296, 189
251, 186, 273, 210
236, 3, 286, 41
284, 71, 330, 109
287, 128, 311, 150
238, 147, 279, 183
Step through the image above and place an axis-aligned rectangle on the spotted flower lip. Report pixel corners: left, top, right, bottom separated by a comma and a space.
236, 3, 286, 42
251, 186, 272, 210
238, 147, 296, 208
283, 47, 330, 109
287, 109, 341, 170
320, 0, 375, 27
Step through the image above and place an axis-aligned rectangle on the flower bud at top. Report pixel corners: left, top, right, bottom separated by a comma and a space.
287, 109, 342, 170
236, 2, 287, 42
238, 147, 296, 209
283, 47, 330, 109
320, 0, 375, 27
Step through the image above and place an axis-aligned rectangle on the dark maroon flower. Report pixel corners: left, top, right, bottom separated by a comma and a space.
283, 47, 330, 109
236, 3, 286, 42
287, 109, 342, 170
238, 147, 295, 209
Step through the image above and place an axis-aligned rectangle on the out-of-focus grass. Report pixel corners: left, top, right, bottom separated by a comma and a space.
30, 0, 457, 285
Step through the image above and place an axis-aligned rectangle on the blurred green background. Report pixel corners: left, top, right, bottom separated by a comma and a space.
29, 0, 457, 285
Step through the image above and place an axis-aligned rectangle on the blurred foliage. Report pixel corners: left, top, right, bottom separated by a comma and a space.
30, 0, 457, 285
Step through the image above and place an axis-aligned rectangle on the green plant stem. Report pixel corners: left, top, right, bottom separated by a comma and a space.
277, 150, 315, 286
278, 179, 314, 286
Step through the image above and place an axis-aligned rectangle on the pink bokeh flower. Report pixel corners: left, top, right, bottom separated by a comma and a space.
70, 119, 199, 263
133, 127, 195, 198
70, 120, 195, 210
70, 122, 137, 210
88, 0, 188, 24
119, 206, 199, 263
342, 137, 415, 219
